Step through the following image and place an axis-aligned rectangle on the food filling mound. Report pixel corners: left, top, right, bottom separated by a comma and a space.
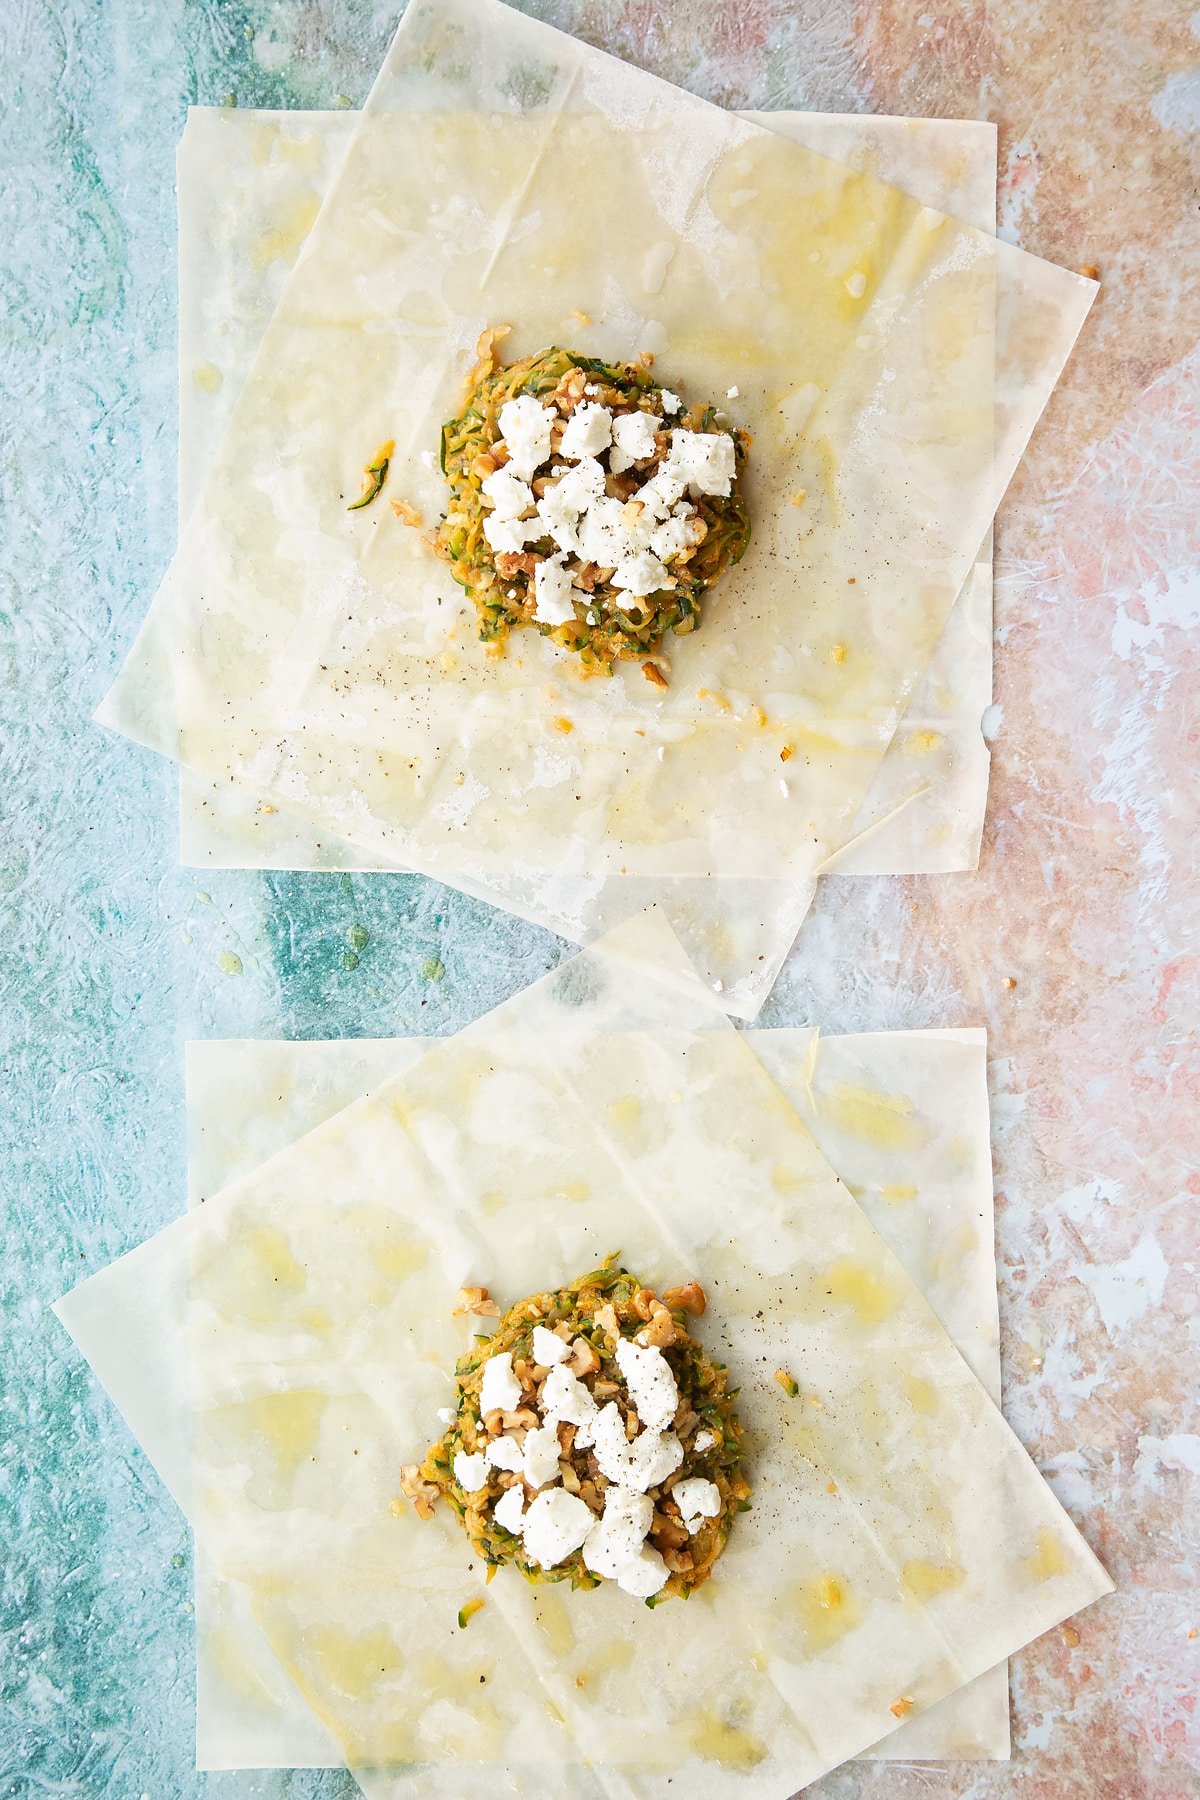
432, 333, 751, 677
401, 1259, 750, 1602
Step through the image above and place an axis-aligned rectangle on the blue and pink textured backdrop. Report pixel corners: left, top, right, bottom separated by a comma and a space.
2, 2, 1196, 1795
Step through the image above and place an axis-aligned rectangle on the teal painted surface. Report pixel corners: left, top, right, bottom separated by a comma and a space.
10, 2, 1193, 1797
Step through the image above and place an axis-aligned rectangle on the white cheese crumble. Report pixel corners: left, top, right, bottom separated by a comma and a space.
484, 1435, 525, 1473
521, 1421, 564, 1490
615, 1338, 679, 1432
540, 1363, 599, 1446
536, 457, 606, 554
612, 549, 672, 600
497, 394, 554, 480
661, 389, 682, 415
479, 1351, 523, 1417
609, 410, 661, 473
665, 429, 737, 497
693, 1429, 716, 1453
452, 1451, 488, 1493
559, 401, 612, 461
582, 1487, 669, 1597
592, 1403, 683, 1492
532, 554, 579, 626
482, 512, 538, 556
436, 1407, 456, 1427
648, 509, 702, 562
726, 384, 740, 399
531, 1326, 570, 1366
492, 1485, 526, 1536
521, 1489, 596, 1568
480, 468, 535, 521
672, 1477, 722, 1532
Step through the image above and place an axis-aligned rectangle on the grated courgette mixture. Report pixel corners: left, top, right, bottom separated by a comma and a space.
401, 1258, 749, 1604
431, 333, 751, 677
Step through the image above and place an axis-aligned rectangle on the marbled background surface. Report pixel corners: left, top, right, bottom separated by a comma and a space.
2, 1, 1197, 1795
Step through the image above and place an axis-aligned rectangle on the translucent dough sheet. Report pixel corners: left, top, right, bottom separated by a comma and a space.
175, 106, 995, 884
100, 0, 1095, 1014
184, 1023, 1007, 1770
55, 912, 1110, 1793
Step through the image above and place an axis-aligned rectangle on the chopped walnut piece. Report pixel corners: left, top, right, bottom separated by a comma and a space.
662, 1547, 694, 1574
494, 551, 538, 579
493, 1407, 539, 1433
455, 1285, 501, 1317
674, 1403, 699, 1439
391, 499, 423, 529
662, 1281, 707, 1317
632, 1287, 658, 1321
567, 1337, 601, 1378
594, 1303, 620, 1341
637, 1304, 679, 1350
650, 1509, 690, 1550
890, 1697, 915, 1720
400, 1464, 440, 1520
642, 661, 669, 689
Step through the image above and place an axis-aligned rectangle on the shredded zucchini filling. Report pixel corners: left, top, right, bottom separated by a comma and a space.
429, 331, 751, 677
401, 1259, 750, 1604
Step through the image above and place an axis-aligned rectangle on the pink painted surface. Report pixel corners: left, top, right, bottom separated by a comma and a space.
546, 0, 1199, 1793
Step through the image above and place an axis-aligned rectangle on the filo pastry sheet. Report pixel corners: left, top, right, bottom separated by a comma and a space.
174, 105, 995, 888
56, 913, 1110, 1795
183, 1024, 1007, 1770
100, 0, 1093, 1015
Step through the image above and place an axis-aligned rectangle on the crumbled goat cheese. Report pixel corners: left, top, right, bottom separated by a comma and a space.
497, 394, 554, 479
634, 464, 688, 518
533, 554, 579, 626
535, 457, 606, 554
437, 1407, 456, 1427
615, 1338, 679, 1432
492, 1485, 527, 1536
482, 512, 538, 556
672, 1477, 722, 1532
648, 509, 702, 563
540, 1363, 599, 1447
693, 1429, 716, 1453
453, 1451, 489, 1493
666, 429, 737, 496
661, 389, 682, 415
726, 384, 740, 399
522, 1488, 596, 1568
481, 468, 535, 521
576, 495, 641, 568
592, 1403, 683, 1492
484, 1435, 525, 1473
559, 401, 613, 461
611, 549, 672, 600
609, 410, 662, 473
521, 1421, 564, 1489
531, 1326, 570, 1366
582, 1487, 669, 1597
479, 1351, 523, 1417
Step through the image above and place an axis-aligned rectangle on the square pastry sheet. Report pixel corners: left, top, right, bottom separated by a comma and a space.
183, 1023, 1007, 1770
175, 106, 995, 887
56, 914, 1110, 1794
100, 0, 1093, 1014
